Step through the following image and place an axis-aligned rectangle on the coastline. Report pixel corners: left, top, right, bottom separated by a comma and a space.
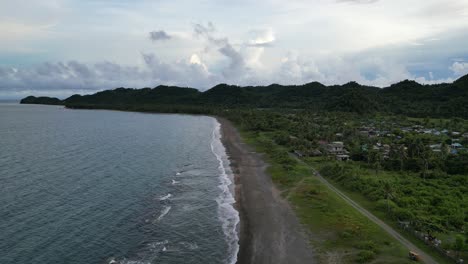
216, 117, 315, 264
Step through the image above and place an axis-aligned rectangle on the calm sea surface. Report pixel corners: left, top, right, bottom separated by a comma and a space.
0, 104, 239, 264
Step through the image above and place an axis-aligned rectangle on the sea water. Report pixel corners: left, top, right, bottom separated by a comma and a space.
0, 104, 239, 264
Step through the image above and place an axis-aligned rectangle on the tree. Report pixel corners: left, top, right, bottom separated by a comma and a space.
369, 149, 383, 174
381, 180, 395, 213
454, 235, 465, 258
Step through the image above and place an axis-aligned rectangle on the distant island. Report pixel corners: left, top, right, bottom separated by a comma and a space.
21, 73, 468, 119
21, 96, 62, 105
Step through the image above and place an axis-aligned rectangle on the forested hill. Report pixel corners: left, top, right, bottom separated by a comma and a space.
21, 74, 468, 118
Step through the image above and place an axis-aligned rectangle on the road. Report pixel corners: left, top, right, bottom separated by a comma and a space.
298, 158, 439, 264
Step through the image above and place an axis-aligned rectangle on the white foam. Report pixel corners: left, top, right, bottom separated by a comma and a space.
111, 259, 150, 264
176, 172, 181, 176
171, 180, 180, 185
210, 120, 240, 264
154, 206, 171, 222
158, 193, 172, 201
179, 241, 199, 250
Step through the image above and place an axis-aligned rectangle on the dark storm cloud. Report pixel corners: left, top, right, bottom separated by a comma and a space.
218, 44, 246, 78
149, 30, 172, 41
0, 53, 220, 99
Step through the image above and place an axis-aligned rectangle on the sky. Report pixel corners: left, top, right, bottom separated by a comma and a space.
1, 0, 468, 99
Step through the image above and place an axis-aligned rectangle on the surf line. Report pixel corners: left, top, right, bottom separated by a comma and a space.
210, 120, 240, 264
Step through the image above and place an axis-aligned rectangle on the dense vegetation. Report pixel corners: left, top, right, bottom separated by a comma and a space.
20, 96, 62, 105
20, 75, 468, 262
230, 110, 467, 261
21, 73, 468, 118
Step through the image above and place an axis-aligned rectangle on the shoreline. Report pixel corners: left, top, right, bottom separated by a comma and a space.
21, 104, 316, 263
216, 117, 315, 264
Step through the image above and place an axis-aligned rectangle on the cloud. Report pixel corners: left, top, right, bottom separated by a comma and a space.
0, 48, 461, 99
193, 22, 249, 79
149, 30, 172, 41
1, 18, 467, 99
193, 22, 215, 37
247, 28, 275, 47
450, 61, 468, 76
337, 0, 379, 4
0, 53, 217, 99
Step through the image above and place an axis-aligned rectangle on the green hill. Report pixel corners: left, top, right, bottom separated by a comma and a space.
20, 74, 468, 118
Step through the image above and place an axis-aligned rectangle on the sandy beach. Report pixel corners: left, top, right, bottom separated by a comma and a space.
217, 117, 315, 264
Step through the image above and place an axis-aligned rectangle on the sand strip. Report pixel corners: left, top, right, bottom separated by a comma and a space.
217, 117, 315, 264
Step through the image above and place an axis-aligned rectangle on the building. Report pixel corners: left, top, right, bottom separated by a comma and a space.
326, 142, 350, 161
326, 141, 347, 155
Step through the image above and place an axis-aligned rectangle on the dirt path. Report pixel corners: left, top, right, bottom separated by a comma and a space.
305, 163, 438, 264
217, 118, 315, 264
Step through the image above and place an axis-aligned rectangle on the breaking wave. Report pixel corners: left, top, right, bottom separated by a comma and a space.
158, 194, 172, 201
154, 206, 171, 223
210, 120, 240, 264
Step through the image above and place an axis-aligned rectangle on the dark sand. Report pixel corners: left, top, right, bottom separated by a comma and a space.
217, 118, 315, 264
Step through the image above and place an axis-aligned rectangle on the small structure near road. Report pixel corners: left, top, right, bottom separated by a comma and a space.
409, 251, 421, 261
326, 141, 350, 161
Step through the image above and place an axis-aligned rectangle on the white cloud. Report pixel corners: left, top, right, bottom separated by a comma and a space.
1, 0, 468, 98
247, 28, 275, 47
450, 61, 468, 76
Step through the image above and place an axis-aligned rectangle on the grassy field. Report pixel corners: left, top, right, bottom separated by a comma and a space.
306, 157, 462, 264
241, 131, 414, 263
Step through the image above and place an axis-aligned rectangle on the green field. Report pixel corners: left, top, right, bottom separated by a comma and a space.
242, 131, 414, 263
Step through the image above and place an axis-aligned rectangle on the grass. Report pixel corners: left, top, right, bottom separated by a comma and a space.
240, 131, 413, 263
305, 157, 457, 264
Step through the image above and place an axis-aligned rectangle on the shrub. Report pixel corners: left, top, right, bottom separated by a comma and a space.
356, 250, 376, 263
356, 240, 378, 253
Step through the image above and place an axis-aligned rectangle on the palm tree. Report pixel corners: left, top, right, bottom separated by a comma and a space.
381, 180, 395, 213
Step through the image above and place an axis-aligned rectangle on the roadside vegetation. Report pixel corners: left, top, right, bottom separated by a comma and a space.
229, 110, 467, 263
240, 130, 413, 263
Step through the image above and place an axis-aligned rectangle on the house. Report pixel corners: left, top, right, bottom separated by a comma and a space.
382, 144, 390, 159
430, 144, 442, 152
450, 143, 463, 155
293, 150, 304, 157
359, 130, 370, 137
326, 142, 350, 161
310, 149, 323, 157
368, 130, 379, 138
326, 142, 347, 155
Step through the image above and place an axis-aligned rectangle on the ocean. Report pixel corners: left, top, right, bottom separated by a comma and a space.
0, 104, 239, 264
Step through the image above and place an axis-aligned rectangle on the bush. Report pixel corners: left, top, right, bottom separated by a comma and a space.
356, 250, 376, 263
356, 240, 378, 253
393, 207, 414, 221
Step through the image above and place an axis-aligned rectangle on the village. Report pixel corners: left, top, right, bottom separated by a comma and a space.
285, 115, 468, 263
296, 120, 468, 167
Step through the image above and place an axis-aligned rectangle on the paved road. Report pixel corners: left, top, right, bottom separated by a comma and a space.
298, 159, 439, 264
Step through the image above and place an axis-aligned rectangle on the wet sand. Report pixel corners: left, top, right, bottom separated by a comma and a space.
217, 117, 315, 264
